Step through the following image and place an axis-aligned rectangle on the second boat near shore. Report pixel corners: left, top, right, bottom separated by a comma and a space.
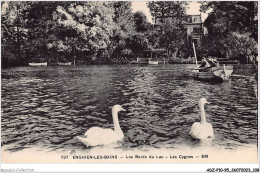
57, 62, 72, 66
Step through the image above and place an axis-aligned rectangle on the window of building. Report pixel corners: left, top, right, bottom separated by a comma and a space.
194, 18, 197, 22
193, 27, 198, 34
199, 28, 203, 34
187, 17, 191, 23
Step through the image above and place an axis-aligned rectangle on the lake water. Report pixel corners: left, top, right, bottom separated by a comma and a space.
1, 64, 258, 159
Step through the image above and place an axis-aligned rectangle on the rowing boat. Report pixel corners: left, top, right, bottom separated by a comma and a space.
149, 60, 159, 65
197, 65, 233, 81
29, 62, 47, 66
57, 62, 72, 66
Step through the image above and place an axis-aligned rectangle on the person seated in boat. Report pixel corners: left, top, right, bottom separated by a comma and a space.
199, 57, 210, 72
208, 58, 218, 67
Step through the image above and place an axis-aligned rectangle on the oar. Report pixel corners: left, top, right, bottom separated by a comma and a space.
192, 42, 198, 68
192, 68, 201, 70
223, 64, 226, 80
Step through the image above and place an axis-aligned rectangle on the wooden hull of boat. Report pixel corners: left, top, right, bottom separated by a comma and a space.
58, 62, 72, 66
29, 62, 47, 66
197, 72, 217, 80
197, 66, 233, 81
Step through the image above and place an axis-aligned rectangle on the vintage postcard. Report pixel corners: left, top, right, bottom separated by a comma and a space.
1, 0, 258, 169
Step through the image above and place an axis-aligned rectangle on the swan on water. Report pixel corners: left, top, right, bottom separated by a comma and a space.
189, 98, 214, 140
77, 105, 126, 147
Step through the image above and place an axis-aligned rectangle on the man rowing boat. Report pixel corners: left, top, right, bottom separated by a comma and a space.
199, 57, 218, 72
199, 57, 210, 72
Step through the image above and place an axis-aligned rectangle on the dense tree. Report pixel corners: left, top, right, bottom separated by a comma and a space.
158, 20, 187, 59
133, 11, 152, 33
201, 1, 257, 36
2, 1, 138, 66
25, 2, 61, 62
52, 2, 116, 62
2, 1, 65, 66
1, 1, 31, 66
200, 1, 258, 61
148, 1, 187, 26
147, 1, 188, 59
126, 33, 149, 56
146, 29, 160, 49
110, 1, 135, 59
1, 1, 122, 65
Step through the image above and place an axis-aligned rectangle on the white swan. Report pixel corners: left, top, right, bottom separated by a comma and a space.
189, 98, 214, 140
77, 105, 126, 147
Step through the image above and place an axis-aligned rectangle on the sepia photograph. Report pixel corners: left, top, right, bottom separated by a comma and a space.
1, 0, 258, 172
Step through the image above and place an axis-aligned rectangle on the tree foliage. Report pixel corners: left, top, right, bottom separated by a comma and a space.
2, 1, 139, 66
133, 11, 152, 33
200, 1, 258, 60
110, 1, 135, 57
2, 1, 31, 66
147, 1, 188, 58
126, 33, 149, 55
148, 1, 187, 21
53, 2, 115, 52
201, 1, 257, 34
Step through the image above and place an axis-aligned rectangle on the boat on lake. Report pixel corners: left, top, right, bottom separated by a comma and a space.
191, 42, 233, 81
130, 58, 159, 65
148, 60, 159, 65
29, 57, 48, 66
197, 65, 233, 81
129, 49, 168, 65
139, 58, 149, 64
29, 62, 47, 66
129, 58, 140, 64
57, 62, 72, 66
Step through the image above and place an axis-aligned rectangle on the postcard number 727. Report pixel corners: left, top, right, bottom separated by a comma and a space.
61, 155, 68, 159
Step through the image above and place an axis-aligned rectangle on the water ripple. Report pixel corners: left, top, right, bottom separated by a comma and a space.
1, 64, 257, 152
